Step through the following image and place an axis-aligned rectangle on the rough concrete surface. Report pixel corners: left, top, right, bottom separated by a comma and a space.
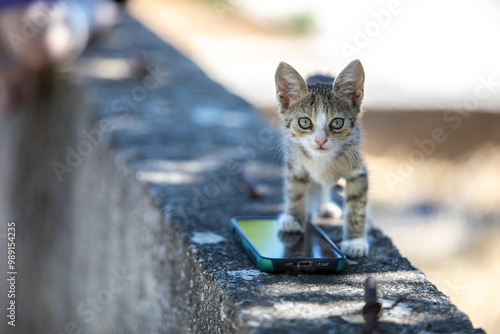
1, 11, 484, 334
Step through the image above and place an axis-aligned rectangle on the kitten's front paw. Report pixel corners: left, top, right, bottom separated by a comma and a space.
278, 213, 303, 232
340, 237, 369, 257
319, 202, 343, 218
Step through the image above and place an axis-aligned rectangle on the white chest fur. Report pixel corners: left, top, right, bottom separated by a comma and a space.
301, 155, 340, 185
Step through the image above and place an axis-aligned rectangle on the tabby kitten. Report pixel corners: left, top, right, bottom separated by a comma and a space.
275, 59, 369, 257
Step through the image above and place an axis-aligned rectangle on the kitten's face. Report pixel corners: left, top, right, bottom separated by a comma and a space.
282, 86, 357, 157
275, 60, 365, 159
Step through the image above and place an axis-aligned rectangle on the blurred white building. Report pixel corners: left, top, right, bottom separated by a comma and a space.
188, 0, 500, 111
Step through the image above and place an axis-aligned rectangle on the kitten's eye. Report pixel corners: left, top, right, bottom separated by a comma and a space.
298, 117, 312, 129
330, 118, 344, 130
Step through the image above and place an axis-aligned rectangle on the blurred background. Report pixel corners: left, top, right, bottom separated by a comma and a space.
125, 0, 500, 332
0, 0, 498, 332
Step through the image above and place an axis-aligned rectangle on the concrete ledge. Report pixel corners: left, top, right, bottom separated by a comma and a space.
4, 11, 484, 334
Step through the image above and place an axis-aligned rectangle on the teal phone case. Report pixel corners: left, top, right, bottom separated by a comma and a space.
230, 217, 346, 273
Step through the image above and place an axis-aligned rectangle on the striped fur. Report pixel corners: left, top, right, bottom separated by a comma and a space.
275, 60, 369, 257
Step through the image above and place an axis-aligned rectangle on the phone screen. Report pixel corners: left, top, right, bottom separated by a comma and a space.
235, 218, 342, 259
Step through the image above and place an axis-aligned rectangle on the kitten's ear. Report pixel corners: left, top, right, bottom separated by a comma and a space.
275, 62, 308, 109
333, 59, 365, 107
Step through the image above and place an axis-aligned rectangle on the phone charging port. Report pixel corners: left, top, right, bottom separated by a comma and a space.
297, 260, 314, 268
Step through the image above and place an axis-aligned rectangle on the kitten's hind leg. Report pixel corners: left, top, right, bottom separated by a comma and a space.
319, 183, 343, 219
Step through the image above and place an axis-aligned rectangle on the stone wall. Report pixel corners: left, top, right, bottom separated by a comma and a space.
1, 12, 484, 334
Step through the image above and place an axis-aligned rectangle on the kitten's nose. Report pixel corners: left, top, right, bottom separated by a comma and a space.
315, 137, 327, 147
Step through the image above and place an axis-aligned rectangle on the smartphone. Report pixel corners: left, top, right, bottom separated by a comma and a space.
229, 217, 346, 273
